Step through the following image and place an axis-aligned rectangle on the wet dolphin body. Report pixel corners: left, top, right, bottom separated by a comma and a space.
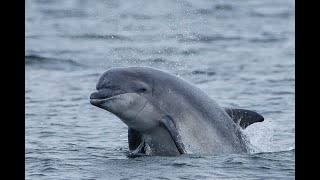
90, 67, 264, 156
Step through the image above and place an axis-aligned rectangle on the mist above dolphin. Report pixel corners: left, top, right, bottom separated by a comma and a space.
90, 66, 264, 156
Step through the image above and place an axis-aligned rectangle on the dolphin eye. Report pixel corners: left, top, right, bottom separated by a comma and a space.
139, 88, 147, 93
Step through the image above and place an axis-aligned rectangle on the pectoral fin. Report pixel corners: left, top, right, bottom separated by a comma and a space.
159, 115, 186, 154
128, 128, 145, 154
129, 140, 145, 157
224, 108, 264, 129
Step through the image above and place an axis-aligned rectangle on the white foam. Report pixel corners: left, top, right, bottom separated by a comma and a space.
243, 119, 277, 153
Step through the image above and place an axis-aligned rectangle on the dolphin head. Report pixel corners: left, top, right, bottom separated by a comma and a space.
90, 67, 169, 132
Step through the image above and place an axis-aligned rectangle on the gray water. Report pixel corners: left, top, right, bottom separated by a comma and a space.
25, 0, 295, 179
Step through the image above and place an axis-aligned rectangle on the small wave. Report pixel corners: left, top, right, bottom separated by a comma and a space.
181, 49, 200, 56
25, 113, 37, 116
225, 159, 244, 165
249, 148, 295, 158
25, 55, 87, 70
249, 37, 285, 43
147, 58, 166, 63
39, 131, 56, 138
113, 47, 146, 53
39, 131, 56, 135
85, 146, 106, 150
49, 123, 66, 127
152, 47, 200, 56
162, 162, 198, 168
173, 33, 241, 43
214, 4, 233, 11
119, 13, 152, 20
69, 34, 131, 41
108, 58, 187, 71
272, 91, 294, 95
251, 11, 293, 19
195, 4, 234, 15
192, 70, 216, 76
41, 167, 59, 172
40, 9, 88, 18
273, 148, 295, 154
152, 47, 177, 55
29, 173, 46, 177
82, 72, 102, 77
249, 31, 286, 43
171, 162, 195, 167
267, 78, 295, 83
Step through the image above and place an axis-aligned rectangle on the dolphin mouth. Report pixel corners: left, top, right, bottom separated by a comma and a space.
90, 90, 125, 106
90, 98, 109, 106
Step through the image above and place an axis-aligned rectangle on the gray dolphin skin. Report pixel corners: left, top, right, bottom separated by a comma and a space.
90, 67, 264, 156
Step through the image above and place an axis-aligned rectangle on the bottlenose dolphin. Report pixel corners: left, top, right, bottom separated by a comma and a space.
90, 67, 264, 156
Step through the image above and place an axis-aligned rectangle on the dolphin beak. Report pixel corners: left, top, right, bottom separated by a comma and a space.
90, 92, 105, 106
89, 89, 124, 107
90, 91, 101, 99
90, 99, 102, 106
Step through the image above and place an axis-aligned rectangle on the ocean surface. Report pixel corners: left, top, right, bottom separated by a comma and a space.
25, 0, 295, 179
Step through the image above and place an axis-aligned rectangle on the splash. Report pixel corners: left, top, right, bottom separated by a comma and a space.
243, 119, 276, 153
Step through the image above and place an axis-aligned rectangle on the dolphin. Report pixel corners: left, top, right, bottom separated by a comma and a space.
90, 67, 264, 156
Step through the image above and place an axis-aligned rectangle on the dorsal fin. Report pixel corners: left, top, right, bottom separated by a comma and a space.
224, 108, 264, 129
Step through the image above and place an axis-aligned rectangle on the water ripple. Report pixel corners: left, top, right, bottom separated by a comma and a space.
68, 34, 132, 41
174, 33, 242, 43
25, 55, 87, 70
192, 70, 216, 76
